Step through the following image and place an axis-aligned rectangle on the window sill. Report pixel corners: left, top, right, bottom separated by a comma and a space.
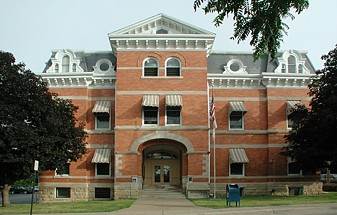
141, 76, 183, 79
55, 175, 70, 178
95, 175, 112, 178
228, 175, 245, 178
228, 128, 244, 131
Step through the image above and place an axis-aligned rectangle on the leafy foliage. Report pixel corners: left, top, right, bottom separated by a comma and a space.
285, 45, 337, 171
0, 51, 87, 187
193, 0, 309, 59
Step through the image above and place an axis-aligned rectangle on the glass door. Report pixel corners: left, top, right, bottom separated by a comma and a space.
154, 165, 161, 183
163, 165, 170, 183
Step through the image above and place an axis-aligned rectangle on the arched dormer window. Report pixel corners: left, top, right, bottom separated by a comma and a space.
72, 63, 76, 72
288, 55, 296, 73
166, 58, 181, 76
143, 58, 158, 76
55, 63, 59, 73
62, 55, 70, 72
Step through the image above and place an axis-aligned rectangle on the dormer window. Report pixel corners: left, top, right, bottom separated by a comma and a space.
143, 58, 158, 76
72, 63, 76, 72
276, 51, 308, 74
55, 64, 59, 73
288, 55, 296, 73
166, 58, 181, 76
298, 64, 303, 74
62, 55, 70, 72
281, 64, 286, 73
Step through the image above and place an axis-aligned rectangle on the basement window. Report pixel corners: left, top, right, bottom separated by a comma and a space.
56, 187, 71, 198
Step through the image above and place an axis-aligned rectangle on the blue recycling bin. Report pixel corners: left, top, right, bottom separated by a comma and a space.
226, 184, 241, 207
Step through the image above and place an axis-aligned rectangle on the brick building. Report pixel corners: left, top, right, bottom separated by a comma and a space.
39, 14, 320, 201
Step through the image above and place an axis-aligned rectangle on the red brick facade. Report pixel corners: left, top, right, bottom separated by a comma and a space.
39, 14, 321, 201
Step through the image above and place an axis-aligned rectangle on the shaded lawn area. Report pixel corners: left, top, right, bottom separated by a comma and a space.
0, 199, 134, 214
191, 192, 337, 208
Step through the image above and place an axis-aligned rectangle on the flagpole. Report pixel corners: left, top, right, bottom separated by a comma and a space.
211, 86, 216, 199
213, 127, 216, 199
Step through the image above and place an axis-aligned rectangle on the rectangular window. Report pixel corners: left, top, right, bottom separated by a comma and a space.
288, 161, 302, 175
95, 188, 111, 199
229, 112, 243, 129
281, 64, 286, 73
95, 113, 110, 129
96, 163, 110, 176
143, 107, 158, 125
144, 68, 158, 76
230, 163, 244, 176
166, 68, 180, 76
56, 163, 70, 176
287, 114, 294, 129
166, 107, 181, 125
56, 187, 70, 198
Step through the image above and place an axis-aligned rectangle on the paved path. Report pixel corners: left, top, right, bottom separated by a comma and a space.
6, 188, 337, 215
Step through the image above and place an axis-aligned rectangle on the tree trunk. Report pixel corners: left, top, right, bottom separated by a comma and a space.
1, 184, 10, 207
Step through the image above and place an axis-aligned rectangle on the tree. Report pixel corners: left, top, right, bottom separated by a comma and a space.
193, 0, 309, 59
0, 51, 87, 207
285, 44, 337, 172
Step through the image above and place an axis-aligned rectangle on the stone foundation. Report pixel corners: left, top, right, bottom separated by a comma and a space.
39, 183, 114, 202
211, 182, 323, 197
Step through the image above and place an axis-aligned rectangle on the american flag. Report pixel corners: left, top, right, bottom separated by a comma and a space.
210, 95, 217, 129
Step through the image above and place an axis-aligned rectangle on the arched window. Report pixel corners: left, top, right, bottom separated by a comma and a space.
62, 55, 70, 72
72, 63, 76, 72
288, 55, 296, 73
55, 64, 59, 73
166, 58, 181, 76
143, 58, 158, 76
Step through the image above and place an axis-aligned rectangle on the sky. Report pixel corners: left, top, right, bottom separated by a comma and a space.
0, 0, 336, 73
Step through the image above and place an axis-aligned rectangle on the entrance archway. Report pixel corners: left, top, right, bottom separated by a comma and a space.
138, 139, 187, 189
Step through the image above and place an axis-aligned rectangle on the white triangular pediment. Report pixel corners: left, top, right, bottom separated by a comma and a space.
109, 13, 214, 35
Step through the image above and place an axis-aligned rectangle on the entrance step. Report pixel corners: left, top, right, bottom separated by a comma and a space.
141, 186, 185, 199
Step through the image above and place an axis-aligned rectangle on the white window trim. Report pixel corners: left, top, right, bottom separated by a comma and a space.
95, 163, 111, 177
165, 106, 182, 126
142, 57, 159, 77
55, 164, 70, 177
95, 113, 111, 130
228, 111, 244, 130
165, 57, 181, 77
287, 158, 302, 176
55, 187, 71, 199
142, 107, 159, 127
286, 112, 293, 131
229, 163, 245, 177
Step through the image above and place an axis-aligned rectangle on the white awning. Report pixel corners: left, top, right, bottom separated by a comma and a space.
287, 100, 301, 115
92, 101, 111, 114
91, 149, 111, 163
229, 148, 249, 163
229, 101, 247, 114
142, 95, 159, 107
165, 95, 182, 107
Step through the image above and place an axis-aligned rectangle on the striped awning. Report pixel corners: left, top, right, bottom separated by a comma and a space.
91, 149, 111, 163
287, 100, 301, 115
229, 101, 247, 113
229, 148, 249, 163
142, 95, 159, 107
165, 95, 182, 107
92, 101, 111, 114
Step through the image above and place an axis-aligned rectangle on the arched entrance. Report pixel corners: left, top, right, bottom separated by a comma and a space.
138, 139, 187, 189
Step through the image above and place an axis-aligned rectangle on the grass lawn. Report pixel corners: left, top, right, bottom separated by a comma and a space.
191, 192, 337, 208
0, 199, 134, 214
